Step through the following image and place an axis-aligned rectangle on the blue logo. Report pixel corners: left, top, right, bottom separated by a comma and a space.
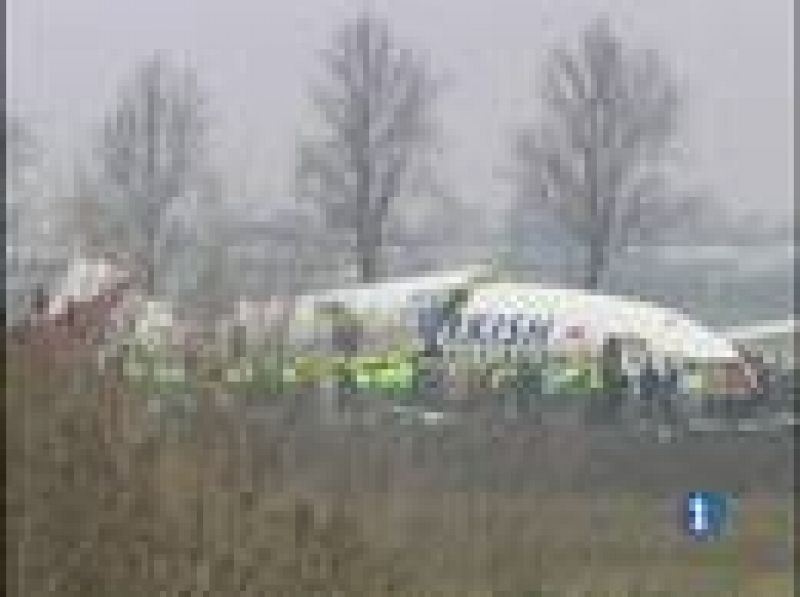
683, 491, 729, 541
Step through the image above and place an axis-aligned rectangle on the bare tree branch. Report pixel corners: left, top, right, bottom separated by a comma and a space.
511, 15, 690, 290
96, 53, 209, 296
298, 12, 443, 284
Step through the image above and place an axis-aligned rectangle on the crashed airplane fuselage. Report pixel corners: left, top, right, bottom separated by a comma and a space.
280, 270, 762, 404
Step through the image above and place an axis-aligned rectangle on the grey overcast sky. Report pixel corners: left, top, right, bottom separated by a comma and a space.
8, 0, 794, 224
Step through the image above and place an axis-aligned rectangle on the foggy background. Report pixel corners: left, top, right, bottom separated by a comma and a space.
7, 0, 794, 327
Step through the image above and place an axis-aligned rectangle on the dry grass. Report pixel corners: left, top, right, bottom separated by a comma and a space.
5, 343, 794, 595
6, 345, 399, 595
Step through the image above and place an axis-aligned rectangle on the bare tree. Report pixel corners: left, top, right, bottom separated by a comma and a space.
512, 16, 692, 290
6, 116, 39, 189
178, 173, 239, 334
96, 52, 209, 295
6, 116, 39, 260
61, 159, 127, 261
6, 115, 71, 324
298, 12, 444, 284
6, 115, 40, 324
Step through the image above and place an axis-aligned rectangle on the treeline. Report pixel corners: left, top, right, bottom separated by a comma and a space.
8, 12, 725, 327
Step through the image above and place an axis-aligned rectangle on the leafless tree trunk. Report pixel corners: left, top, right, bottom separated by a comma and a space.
511, 16, 694, 291
6, 115, 72, 325
6, 115, 41, 324
298, 12, 444, 284
97, 52, 209, 297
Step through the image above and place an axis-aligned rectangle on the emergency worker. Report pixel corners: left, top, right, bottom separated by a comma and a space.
601, 336, 625, 418
319, 300, 362, 417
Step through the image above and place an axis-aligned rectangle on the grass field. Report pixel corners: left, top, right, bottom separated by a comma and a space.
6, 344, 795, 595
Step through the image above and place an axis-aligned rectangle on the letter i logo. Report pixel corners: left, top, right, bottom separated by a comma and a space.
684, 491, 727, 541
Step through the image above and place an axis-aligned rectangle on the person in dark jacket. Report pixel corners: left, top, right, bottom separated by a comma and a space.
318, 300, 362, 416
417, 301, 447, 358
639, 354, 659, 421
601, 336, 625, 418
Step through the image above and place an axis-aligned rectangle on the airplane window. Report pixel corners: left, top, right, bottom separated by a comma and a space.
491, 319, 502, 340
528, 317, 550, 342
528, 319, 539, 335
507, 318, 519, 344
467, 316, 483, 341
